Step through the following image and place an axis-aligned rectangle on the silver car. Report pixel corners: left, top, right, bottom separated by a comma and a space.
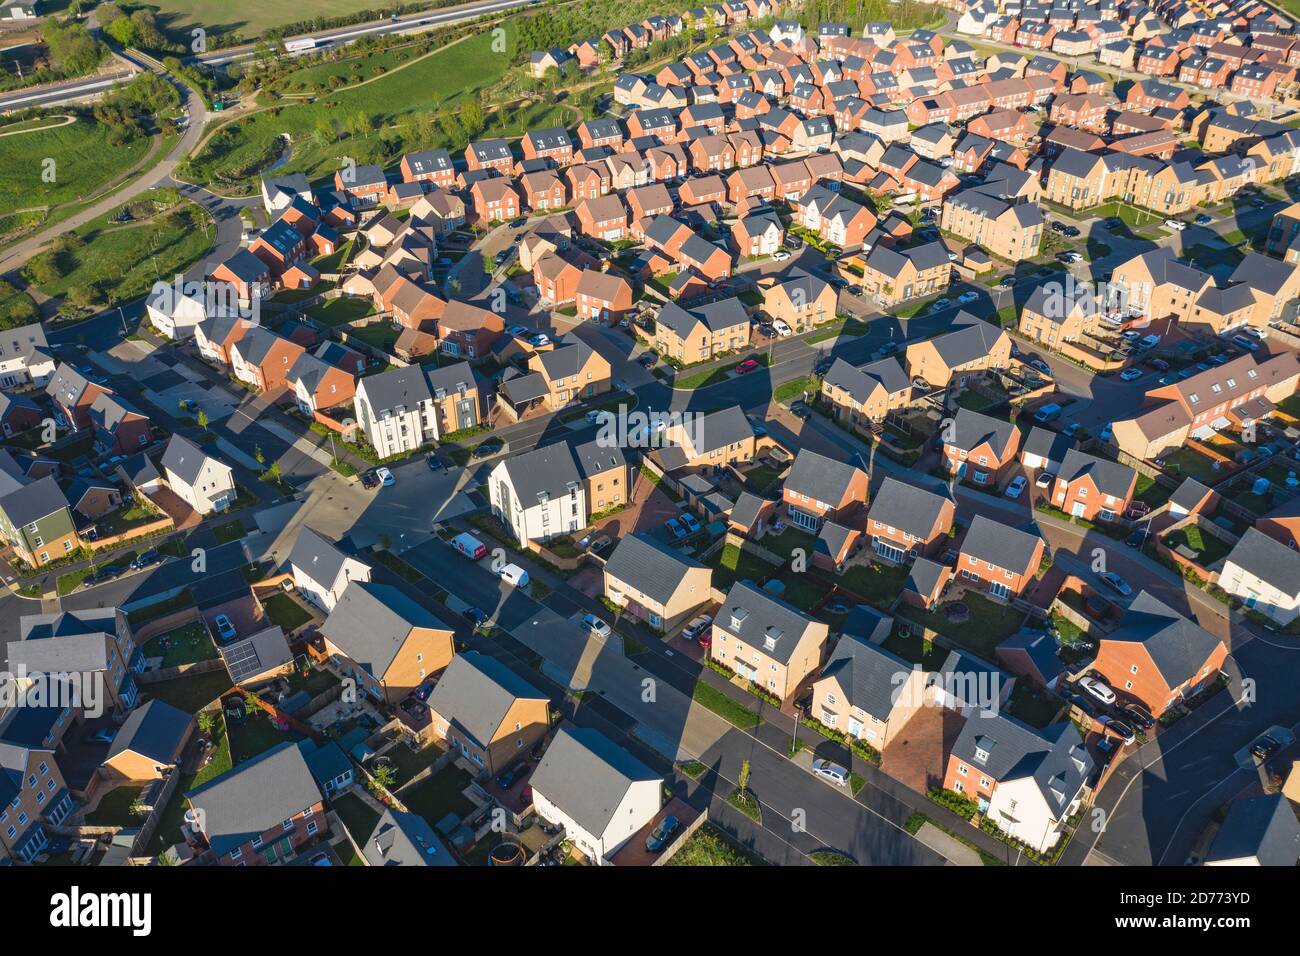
811, 758, 850, 787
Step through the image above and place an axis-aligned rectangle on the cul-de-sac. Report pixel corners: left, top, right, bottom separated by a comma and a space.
0, 0, 1297, 871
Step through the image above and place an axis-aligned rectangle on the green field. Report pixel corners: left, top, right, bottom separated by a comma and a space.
182, 31, 514, 188
147, 0, 382, 41
0, 116, 151, 218
22, 201, 214, 309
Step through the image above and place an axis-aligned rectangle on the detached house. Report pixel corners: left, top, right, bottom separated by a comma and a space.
426, 651, 550, 776
530, 725, 661, 865
1219, 529, 1300, 628
353, 362, 480, 459
709, 581, 830, 701
603, 532, 713, 633
957, 515, 1045, 601
288, 526, 373, 613
654, 297, 751, 363
186, 741, 325, 866
0, 476, 78, 568
941, 408, 1022, 488
811, 618, 927, 750
488, 438, 628, 544
820, 356, 912, 429
1049, 449, 1137, 523
905, 315, 1011, 389
321, 581, 455, 706
943, 714, 1093, 853
781, 448, 868, 533
866, 476, 955, 564
1089, 591, 1227, 717
161, 434, 236, 516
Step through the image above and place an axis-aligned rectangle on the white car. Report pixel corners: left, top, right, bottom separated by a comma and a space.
811, 758, 850, 787
1119, 367, 1144, 381
376, 467, 395, 487
1163, 219, 1186, 231
1079, 676, 1117, 705
957, 290, 979, 304
772, 319, 793, 337
580, 613, 612, 639
1004, 475, 1027, 499
772, 249, 791, 261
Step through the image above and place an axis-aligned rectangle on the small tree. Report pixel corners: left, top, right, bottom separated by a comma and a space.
268, 461, 282, 485
370, 762, 396, 793
196, 408, 209, 431
197, 711, 217, 736
738, 759, 751, 794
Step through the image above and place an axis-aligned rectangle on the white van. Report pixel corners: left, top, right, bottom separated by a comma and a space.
497, 563, 530, 588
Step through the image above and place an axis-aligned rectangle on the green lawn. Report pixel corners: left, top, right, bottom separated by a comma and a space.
1163, 525, 1233, 567
332, 792, 381, 844
85, 785, 146, 827
774, 375, 819, 404
666, 823, 764, 866
142, 621, 217, 668
1134, 473, 1172, 509
1161, 447, 1227, 483
745, 464, 783, 493
839, 562, 909, 609
1007, 682, 1063, 729
692, 679, 762, 729
306, 296, 374, 326
261, 592, 313, 633
903, 592, 1026, 660
709, 543, 779, 591
345, 322, 400, 353
0, 116, 151, 217
763, 524, 816, 559
228, 712, 297, 764
143, 670, 233, 714
192, 714, 233, 788
146, 0, 382, 39
882, 628, 950, 670
402, 765, 474, 825
212, 519, 246, 545
386, 742, 446, 788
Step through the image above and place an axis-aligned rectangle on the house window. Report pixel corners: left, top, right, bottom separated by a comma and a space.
231, 847, 243, 861
282, 819, 294, 832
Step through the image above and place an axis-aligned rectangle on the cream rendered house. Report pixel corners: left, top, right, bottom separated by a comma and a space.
1219, 528, 1300, 626
288, 527, 373, 613
160, 434, 235, 515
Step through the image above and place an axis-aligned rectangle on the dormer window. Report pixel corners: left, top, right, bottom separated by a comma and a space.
729, 607, 749, 631
974, 746, 989, 763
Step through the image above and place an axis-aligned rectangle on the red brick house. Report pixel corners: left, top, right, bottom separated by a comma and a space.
956, 515, 1045, 601
470, 178, 521, 224
1049, 449, 1137, 523
575, 195, 628, 241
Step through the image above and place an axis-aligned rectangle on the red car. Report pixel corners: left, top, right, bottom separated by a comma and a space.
735, 359, 760, 374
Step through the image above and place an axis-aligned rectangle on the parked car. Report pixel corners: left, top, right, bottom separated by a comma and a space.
772, 249, 791, 261
462, 607, 489, 627
1119, 367, 1143, 381
1121, 705, 1154, 730
1250, 736, 1281, 762
1100, 571, 1132, 597
665, 517, 687, 540
1146, 358, 1170, 372
735, 358, 760, 374
957, 290, 979, 304
772, 319, 793, 337
680, 512, 702, 534
1124, 528, 1148, 549
1194, 213, 1212, 226
214, 614, 237, 642
682, 615, 713, 641
1100, 716, 1136, 745
645, 815, 681, 852
414, 680, 436, 702
495, 761, 529, 790
1163, 218, 1187, 231
1035, 471, 1054, 489
811, 758, 850, 787
1079, 676, 1117, 705
472, 438, 503, 459
581, 613, 612, 638
309, 852, 332, 867
360, 469, 379, 489
130, 549, 160, 570
426, 453, 444, 471
1004, 475, 1027, 499
376, 467, 395, 487
930, 297, 952, 311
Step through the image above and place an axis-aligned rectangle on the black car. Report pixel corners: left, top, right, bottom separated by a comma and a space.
462, 607, 489, 627
1250, 736, 1281, 762
130, 549, 161, 570
509, 217, 527, 228
1050, 221, 1066, 234
360, 469, 379, 489
414, 680, 436, 702
814, 357, 833, 375
1061, 225, 1080, 238
639, 352, 657, 368
1124, 528, 1147, 549
1121, 705, 1154, 730
529, 739, 548, 761
85, 564, 126, 587
495, 761, 529, 790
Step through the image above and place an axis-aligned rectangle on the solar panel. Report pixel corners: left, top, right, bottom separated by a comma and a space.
221, 639, 263, 683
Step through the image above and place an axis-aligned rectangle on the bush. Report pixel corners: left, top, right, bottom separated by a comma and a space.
928, 786, 979, 820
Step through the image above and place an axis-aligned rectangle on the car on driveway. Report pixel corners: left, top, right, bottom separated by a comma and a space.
580, 613, 612, 638
1100, 716, 1136, 745
680, 512, 702, 534
1194, 213, 1212, 226
1163, 219, 1187, 231
811, 758, 850, 787
1004, 475, 1027, 499
376, 467, 395, 487
665, 517, 687, 540
130, 549, 161, 570
360, 469, 379, 489
1250, 736, 1281, 762
462, 607, 489, 627
930, 297, 952, 311
735, 358, 760, 374
472, 438, 503, 459
496, 761, 529, 790
214, 614, 237, 642
1119, 367, 1144, 381
772, 319, 793, 337
1121, 705, 1154, 730
1079, 675, 1117, 705
772, 249, 790, 261
682, 615, 712, 642
1100, 571, 1132, 597
645, 814, 680, 852
1029, 358, 1052, 376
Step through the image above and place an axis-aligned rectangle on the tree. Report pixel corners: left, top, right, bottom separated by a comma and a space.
370, 761, 397, 794
460, 98, 485, 139
738, 759, 751, 794
254, 445, 265, 466
196, 407, 209, 430
268, 461, 282, 485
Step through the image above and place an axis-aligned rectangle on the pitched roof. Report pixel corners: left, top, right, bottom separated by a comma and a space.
364, 808, 458, 866
952, 714, 1092, 817
784, 447, 866, 506
820, 630, 913, 718
160, 434, 227, 488
0, 475, 68, 527
867, 476, 952, 540
289, 526, 366, 591
719, 580, 822, 665
107, 699, 190, 764
1206, 793, 1300, 866
1056, 448, 1137, 500
603, 531, 709, 606
425, 651, 547, 750
1225, 528, 1300, 595
185, 741, 323, 856
1103, 591, 1224, 688
528, 725, 659, 839
960, 515, 1043, 574
949, 407, 1020, 458
321, 581, 447, 678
